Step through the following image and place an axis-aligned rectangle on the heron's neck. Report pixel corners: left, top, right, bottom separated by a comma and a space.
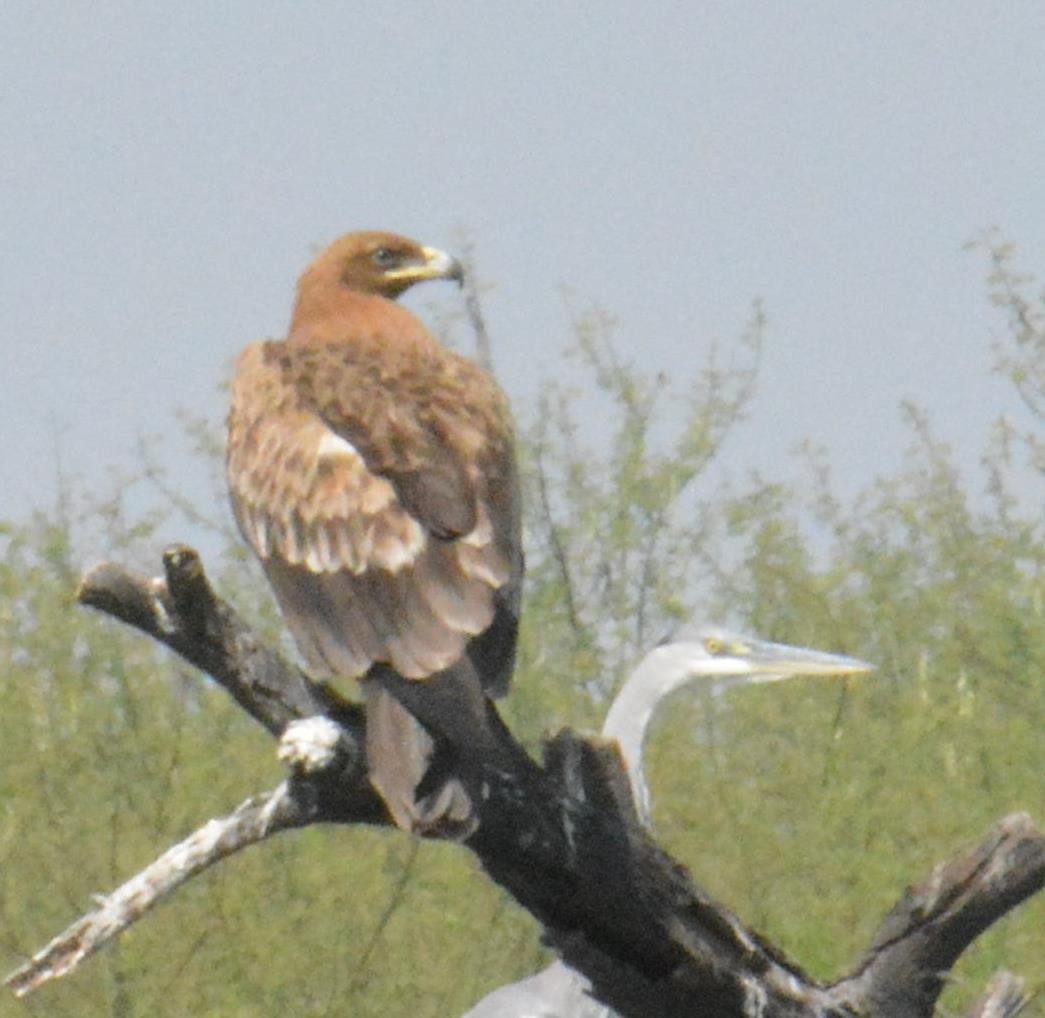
603, 675, 659, 782
602, 646, 757, 826
602, 645, 706, 825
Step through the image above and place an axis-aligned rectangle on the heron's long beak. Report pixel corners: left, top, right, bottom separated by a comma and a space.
741, 637, 874, 681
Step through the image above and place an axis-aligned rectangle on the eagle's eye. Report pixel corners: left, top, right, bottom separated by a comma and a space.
371, 247, 399, 268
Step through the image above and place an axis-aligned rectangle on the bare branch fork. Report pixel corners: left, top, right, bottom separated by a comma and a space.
5, 547, 1043, 1017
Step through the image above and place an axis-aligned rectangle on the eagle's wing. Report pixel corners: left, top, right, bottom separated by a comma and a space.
226, 339, 521, 694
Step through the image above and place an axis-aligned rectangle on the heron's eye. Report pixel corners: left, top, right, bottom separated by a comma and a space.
704, 636, 723, 655
372, 247, 398, 268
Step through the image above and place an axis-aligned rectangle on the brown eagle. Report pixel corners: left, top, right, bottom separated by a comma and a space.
226, 231, 522, 837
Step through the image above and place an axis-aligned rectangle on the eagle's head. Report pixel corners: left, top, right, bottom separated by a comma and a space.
301, 230, 463, 301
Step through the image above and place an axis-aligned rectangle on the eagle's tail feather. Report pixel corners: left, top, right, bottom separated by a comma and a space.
363, 679, 477, 839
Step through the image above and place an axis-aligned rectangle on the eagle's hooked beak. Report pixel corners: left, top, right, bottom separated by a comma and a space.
418, 245, 464, 287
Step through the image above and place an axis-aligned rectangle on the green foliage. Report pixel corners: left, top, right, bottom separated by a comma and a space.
0, 242, 1042, 1014
646, 244, 1044, 1011
510, 302, 764, 743
971, 228, 1045, 475
651, 407, 1044, 994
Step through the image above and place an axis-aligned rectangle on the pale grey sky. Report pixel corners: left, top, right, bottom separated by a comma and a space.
3, 2, 1043, 545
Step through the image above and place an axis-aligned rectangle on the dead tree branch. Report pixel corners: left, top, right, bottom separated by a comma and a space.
6, 783, 307, 997
76, 547, 357, 738
825, 811, 1044, 1017
6, 547, 1042, 1016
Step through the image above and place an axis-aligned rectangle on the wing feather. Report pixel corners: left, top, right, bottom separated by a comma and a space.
227, 341, 519, 688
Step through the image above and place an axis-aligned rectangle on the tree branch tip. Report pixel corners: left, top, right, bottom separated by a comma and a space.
162, 544, 211, 602
162, 543, 203, 577
75, 560, 124, 604
968, 970, 1032, 1018
5, 938, 84, 997
997, 811, 1039, 836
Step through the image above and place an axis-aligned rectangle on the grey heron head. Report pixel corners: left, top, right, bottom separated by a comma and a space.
683, 626, 875, 685
603, 627, 875, 827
